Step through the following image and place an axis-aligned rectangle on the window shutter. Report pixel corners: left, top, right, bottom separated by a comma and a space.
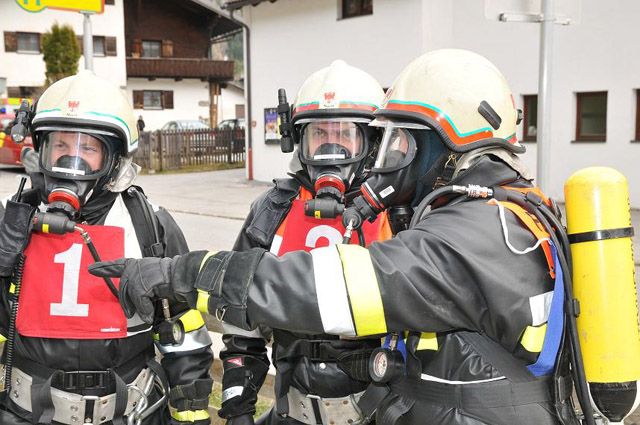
161, 40, 173, 57
105, 36, 117, 56
38, 33, 43, 52
162, 91, 174, 109
4, 32, 17, 52
132, 39, 141, 58
133, 91, 144, 109
76, 36, 84, 54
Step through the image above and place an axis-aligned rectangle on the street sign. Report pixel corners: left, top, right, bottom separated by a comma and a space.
15, 0, 104, 14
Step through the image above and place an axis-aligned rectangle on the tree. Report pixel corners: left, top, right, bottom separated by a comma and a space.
42, 23, 81, 86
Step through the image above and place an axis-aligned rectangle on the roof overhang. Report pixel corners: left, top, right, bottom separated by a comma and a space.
222, 0, 278, 12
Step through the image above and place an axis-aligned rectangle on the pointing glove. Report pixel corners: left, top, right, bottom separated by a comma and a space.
88, 251, 207, 323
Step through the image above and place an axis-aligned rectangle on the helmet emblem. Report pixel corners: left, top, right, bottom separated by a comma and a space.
67, 100, 80, 116
323, 91, 336, 108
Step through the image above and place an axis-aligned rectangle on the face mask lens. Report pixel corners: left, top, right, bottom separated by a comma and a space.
301, 121, 364, 163
374, 127, 415, 170
40, 131, 107, 178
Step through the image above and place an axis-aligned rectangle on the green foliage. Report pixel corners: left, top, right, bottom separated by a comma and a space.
42, 23, 81, 86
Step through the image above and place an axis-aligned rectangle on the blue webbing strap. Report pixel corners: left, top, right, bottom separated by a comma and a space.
528, 243, 564, 376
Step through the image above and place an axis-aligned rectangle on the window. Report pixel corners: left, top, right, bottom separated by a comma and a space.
133, 90, 173, 110
522, 95, 537, 142
576, 91, 607, 142
141, 40, 161, 58
17, 32, 40, 53
93, 36, 105, 57
105, 0, 115, 4
340, 0, 373, 19
143, 91, 162, 109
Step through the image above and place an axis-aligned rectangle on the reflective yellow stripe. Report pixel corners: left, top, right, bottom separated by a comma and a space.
152, 333, 160, 341
9, 283, 16, 294
179, 309, 205, 332
521, 323, 547, 353
199, 251, 217, 272
196, 289, 210, 314
0, 334, 6, 343
171, 409, 210, 422
336, 244, 386, 336
42, 223, 50, 233
417, 332, 438, 351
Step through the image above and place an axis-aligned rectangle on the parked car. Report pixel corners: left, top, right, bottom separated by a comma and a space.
0, 113, 33, 166
161, 120, 208, 131
217, 118, 245, 130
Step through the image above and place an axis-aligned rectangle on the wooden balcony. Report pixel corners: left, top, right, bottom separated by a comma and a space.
126, 58, 234, 81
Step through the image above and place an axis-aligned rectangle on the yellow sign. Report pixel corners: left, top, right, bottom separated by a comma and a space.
15, 0, 104, 14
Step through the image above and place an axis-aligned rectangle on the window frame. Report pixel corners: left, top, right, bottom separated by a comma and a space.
93, 36, 106, 57
141, 40, 162, 58
16, 32, 40, 53
635, 89, 640, 142
522, 94, 538, 142
339, 0, 373, 20
575, 91, 607, 142
143, 90, 163, 110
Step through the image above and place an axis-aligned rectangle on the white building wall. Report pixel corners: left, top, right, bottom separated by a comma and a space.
247, 0, 640, 207
220, 85, 245, 123
0, 0, 126, 88
247, 0, 423, 182
126, 78, 212, 131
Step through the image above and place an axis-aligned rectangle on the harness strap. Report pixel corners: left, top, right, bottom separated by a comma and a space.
122, 186, 164, 258
390, 375, 553, 410
31, 371, 58, 424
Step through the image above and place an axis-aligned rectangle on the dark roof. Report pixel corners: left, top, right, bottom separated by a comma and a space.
188, 0, 243, 39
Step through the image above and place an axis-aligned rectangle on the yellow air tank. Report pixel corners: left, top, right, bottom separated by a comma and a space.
564, 167, 640, 424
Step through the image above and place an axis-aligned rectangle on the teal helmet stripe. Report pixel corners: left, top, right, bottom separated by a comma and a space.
388, 100, 493, 138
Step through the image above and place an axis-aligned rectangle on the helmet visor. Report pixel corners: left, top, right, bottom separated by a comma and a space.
300, 120, 365, 165
372, 126, 418, 172
40, 131, 109, 180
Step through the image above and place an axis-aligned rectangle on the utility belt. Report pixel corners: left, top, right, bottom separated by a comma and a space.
285, 386, 365, 425
274, 336, 377, 382
6, 355, 168, 425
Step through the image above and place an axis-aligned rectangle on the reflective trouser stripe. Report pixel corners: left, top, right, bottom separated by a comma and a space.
336, 244, 387, 336
311, 246, 356, 336
521, 323, 547, 353
171, 409, 210, 422
417, 332, 438, 351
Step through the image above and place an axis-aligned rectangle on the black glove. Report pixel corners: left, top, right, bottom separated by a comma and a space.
226, 413, 255, 425
88, 252, 207, 323
0, 200, 35, 277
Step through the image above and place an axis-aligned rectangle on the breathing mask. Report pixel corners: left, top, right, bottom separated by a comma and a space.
38, 129, 120, 218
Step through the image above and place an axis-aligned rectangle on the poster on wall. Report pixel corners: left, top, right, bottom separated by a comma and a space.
264, 107, 280, 144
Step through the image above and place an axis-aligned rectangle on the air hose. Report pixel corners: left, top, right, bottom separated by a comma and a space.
4, 254, 25, 392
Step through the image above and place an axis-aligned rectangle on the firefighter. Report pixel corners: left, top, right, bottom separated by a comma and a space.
220, 60, 393, 425
90, 50, 578, 424
0, 71, 213, 425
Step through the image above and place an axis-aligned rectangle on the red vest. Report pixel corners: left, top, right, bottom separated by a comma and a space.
16, 225, 128, 339
270, 189, 392, 255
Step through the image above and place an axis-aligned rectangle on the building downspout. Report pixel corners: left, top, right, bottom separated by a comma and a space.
227, 10, 253, 180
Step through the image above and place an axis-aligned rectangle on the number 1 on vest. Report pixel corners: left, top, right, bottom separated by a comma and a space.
50, 243, 89, 317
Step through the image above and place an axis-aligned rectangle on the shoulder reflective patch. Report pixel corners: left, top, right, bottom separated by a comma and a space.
196, 289, 210, 314
179, 309, 205, 332
529, 291, 553, 326
521, 323, 547, 353
417, 332, 438, 351
310, 246, 356, 336
336, 244, 387, 336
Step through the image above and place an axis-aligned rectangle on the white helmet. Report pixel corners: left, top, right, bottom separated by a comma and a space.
30, 71, 140, 213
376, 49, 523, 153
291, 60, 385, 195
32, 70, 138, 154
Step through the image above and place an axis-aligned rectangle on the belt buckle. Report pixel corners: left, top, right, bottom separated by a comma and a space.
63, 371, 109, 391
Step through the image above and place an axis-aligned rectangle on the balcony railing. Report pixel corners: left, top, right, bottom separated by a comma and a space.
127, 58, 234, 80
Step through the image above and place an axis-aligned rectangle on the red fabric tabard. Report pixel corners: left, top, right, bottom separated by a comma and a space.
16, 225, 127, 339
274, 199, 386, 255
